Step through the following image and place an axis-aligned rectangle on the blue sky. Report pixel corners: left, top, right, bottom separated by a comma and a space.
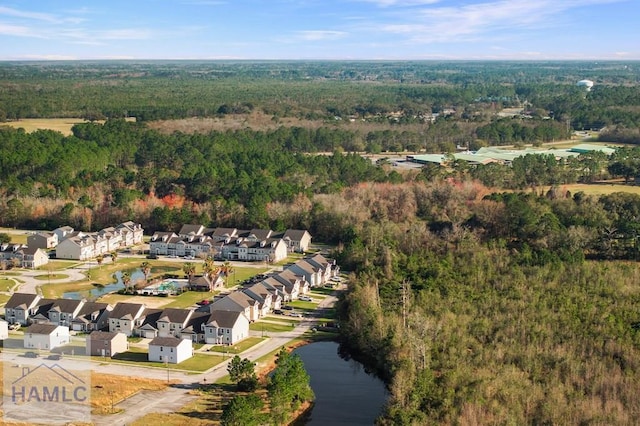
0, 0, 638, 60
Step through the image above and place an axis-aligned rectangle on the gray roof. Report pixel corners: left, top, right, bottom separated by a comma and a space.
158, 308, 192, 324
206, 310, 245, 329
108, 302, 145, 320
283, 229, 310, 241
76, 302, 110, 317
6, 293, 40, 310
149, 336, 188, 347
89, 330, 121, 341
50, 298, 84, 313
26, 323, 64, 334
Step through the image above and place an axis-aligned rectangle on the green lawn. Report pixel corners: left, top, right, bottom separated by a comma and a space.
0, 278, 16, 292
249, 322, 295, 333
287, 300, 317, 311
164, 291, 214, 308
0, 294, 12, 306
108, 351, 224, 371
207, 337, 265, 354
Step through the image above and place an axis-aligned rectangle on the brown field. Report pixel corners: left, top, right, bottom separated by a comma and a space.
146, 111, 432, 135
91, 372, 170, 414
0, 117, 135, 136
542, 182, 640, 196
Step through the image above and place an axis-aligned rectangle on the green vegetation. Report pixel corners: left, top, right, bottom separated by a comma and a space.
227, 355, 258, 391
109, 351, 223, 371
267, 347, 315, 425
221, 394, 265, 426
249, 322, 294, 333
332, 179, 640, 424
208, 337, 265, 354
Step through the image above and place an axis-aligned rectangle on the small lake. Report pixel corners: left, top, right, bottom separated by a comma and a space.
63, 269, 145, 300
293, 341, 388, 425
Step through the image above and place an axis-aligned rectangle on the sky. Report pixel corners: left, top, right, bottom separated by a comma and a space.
0, 0, 638, 60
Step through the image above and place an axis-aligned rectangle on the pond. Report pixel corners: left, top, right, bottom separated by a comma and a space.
293, 341, 388, 425
63, 269, 145, 299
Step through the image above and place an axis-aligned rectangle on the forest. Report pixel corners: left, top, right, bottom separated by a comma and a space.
2, 60, 640, 423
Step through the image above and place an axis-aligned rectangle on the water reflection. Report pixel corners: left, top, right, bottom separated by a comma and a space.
293, 341, 388, 425
63, 269, 145, 299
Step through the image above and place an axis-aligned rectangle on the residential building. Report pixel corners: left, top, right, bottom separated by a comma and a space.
0, 244, 48, 269
24, 324, 70, 350
243, 283, 276, 317
135, 308, 162, 339
203, 310, 250, 345
180, 312, 210, 343
148, 336, 193, 364
27, 232, 58, 249
156, 308, 193, 338
107, 303, 146, 336
188, 274, 223, 292
209, 291, 260, 322
4, 293, 41, 325
0, 319, 8, 340
71, 302, 112, 332
281, 229, 312, 253
87, 331, 128, 357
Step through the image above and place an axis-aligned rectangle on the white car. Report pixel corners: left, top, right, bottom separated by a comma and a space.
298, 295, 312, 302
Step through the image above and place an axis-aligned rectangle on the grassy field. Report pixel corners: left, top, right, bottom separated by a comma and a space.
164, 291, 214, 308
207, 337, 265, 354
1, 118, 134, 136
549, 182, 640, 196
108, 351, 224, 372
0, 278, 17, 292
249, 322, 295, 333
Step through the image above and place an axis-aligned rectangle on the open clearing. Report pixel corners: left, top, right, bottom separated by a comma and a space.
545, 182, 640, 196
0, 117, 135, 136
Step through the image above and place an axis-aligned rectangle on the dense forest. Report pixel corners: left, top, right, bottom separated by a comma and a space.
2, 61, 640, 423
330, 181, 640, 424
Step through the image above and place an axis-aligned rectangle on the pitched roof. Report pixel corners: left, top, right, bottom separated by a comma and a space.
50, 298, 84, 313
26, 323, 65, 334
182, 312, 210, 334
139, 308, 163, 328
108, 302, 145, 320
6, 293, 40, 310
205, 310, 246, 329
178, 224, 205, 236
76, 302, 111, 317
89, 330, 122, 341
283, 229, 310, 241
149, 336, 189, 347
157, 308, 192, 324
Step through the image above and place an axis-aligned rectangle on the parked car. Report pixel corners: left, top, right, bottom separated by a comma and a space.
196, 299, 210, 306
282, 305, 294, 310
47, 354, 62, 360
298, 295, 312, 302
146, 253, 158, 259
24, 351, 38, 358
9, 323, 20, 331
289, 312, 303, 318
273, 309, 284, 315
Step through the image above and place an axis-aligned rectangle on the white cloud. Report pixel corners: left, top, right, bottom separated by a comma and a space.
296, 30, 348, 41
375, 0, 626, 43
0, 6, 58, 23
0, 23, 41, 37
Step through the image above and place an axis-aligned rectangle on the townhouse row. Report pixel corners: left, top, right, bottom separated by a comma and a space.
149, 224, 312, 262
0, 221, 144, 268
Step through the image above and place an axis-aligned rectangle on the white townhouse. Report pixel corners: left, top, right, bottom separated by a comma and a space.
107, 303, 146, 336
117, 221, 144, 246
55, 234, 95, 261
203, 311, 250, 345
210, 291, 260, 322
24, 324, 70, 350
243, 283, 276, 317
156, 308, 193, 338
148, 336, 193, 364
281, 229, 312, 253
4, 293, 41, 325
